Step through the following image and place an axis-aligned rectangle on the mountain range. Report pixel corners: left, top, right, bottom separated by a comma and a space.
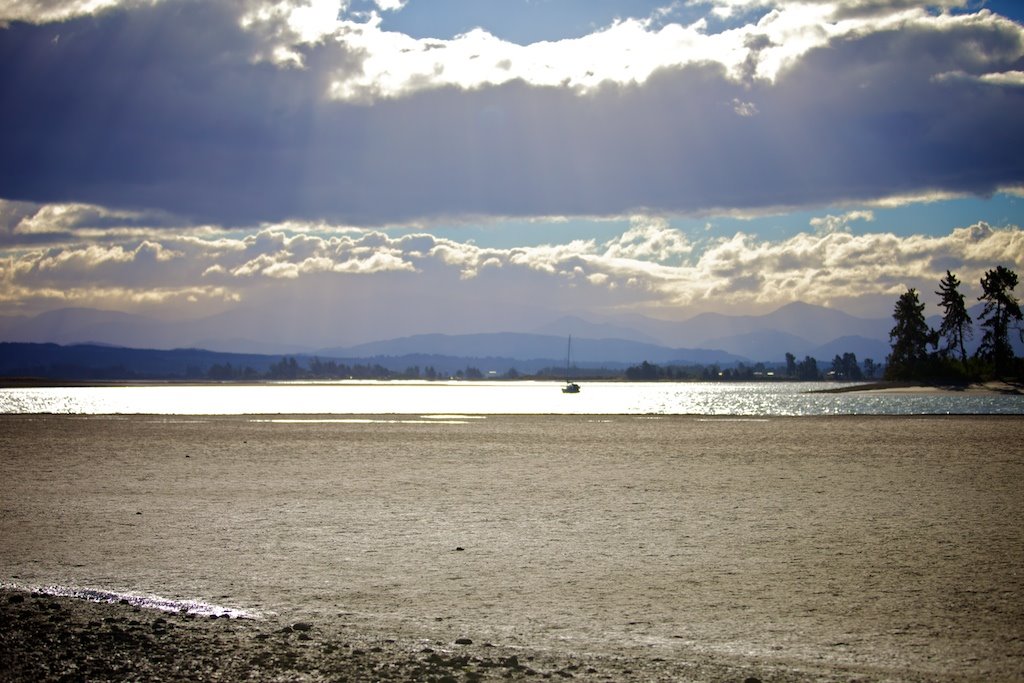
6, 294, 1015, 378
0, 301, 904, 367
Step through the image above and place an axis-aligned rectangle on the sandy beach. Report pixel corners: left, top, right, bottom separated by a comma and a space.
2, 413, 1023, 681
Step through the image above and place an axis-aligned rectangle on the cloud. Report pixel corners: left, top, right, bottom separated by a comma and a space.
935, 68, 1024, 87
3, 198, 1021, 331
809, 210, 874, 235
246, 0, 1014, 101
321, 16, 752, 101
1, 200, 175, 239
2, 1, 1016, 99
0, 1, 1022, 228
862, 190, 972, 208
374, 0, 408, 12
602, 217, 694, 263
731, 98, 759, 116
0, 0, 145, 25
686, 221, 1024, 310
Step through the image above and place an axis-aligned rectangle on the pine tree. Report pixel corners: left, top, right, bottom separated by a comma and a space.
886, 288, 934, 379
935, 270, 972, 364
976, 266, 1022, 375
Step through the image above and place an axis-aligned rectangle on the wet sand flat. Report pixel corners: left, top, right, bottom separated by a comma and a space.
2, 414, 1023, 681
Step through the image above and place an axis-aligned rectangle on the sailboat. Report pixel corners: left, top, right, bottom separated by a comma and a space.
562, 335, 580, 393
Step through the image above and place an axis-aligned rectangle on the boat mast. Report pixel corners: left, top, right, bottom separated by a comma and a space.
565, 334, 572, 380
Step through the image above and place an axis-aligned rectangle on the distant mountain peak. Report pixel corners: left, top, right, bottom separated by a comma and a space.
532, 314, 660, 345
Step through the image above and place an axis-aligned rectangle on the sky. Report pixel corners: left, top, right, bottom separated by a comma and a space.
1, 0, 1023, 345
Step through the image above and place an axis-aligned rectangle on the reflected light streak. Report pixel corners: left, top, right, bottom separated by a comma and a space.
0, 381, 1022, 415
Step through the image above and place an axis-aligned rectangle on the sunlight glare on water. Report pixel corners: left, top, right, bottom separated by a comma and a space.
0, 381, 1022, 415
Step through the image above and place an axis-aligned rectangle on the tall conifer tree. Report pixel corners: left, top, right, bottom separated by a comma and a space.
935, 270, 972, 364
976, 266, 1022, 375
886, 288, 934, 379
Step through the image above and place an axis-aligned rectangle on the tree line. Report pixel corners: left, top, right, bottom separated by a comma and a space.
886, 265, 1022, 381
195, 265, 1024, 386
620, 353, 877, 383
205, 353, 883, 384
204, 357, 494, 381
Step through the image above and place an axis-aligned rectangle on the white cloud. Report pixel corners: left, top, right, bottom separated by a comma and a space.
5, 209, 1021, 325
981, 70, 1024, 87
809, 210, 874, 235
0, 0, 149, 25
220, 229, 421, 279
681, 221, 1024, 310
731, 98, 759, 116
11, 203, 96, 235
5, 0, 1020, 105
320, 15, 751, 101
602, 217, 694, 263
243, 0, 344, 40
1, 201, 162, 238
237, 0, 1017, 112
937, 69, 1024, 88
862, 191, 971, 209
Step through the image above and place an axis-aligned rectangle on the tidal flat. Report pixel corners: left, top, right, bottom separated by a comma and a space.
2, 414, 1022, 681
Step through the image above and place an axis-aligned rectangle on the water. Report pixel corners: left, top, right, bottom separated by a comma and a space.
2, 386, 1023, 679
1, 380, 1022, 415
0, 583, 263, 619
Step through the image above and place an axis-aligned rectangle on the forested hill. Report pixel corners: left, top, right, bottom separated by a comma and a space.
1, 337, 756, 381
0, 343, 285, 380
0, 342, 558, 380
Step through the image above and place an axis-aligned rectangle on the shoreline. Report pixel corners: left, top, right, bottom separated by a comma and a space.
813, 379, 1023, 395
3, 375, 1022, 390
0, 586, 864, 682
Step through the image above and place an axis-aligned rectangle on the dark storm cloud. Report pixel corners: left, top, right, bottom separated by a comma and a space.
0, 2, 339, 225
0, 2, 1022, 227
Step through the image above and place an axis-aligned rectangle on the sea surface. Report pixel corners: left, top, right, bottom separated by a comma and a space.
1, 380, 1023, 415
